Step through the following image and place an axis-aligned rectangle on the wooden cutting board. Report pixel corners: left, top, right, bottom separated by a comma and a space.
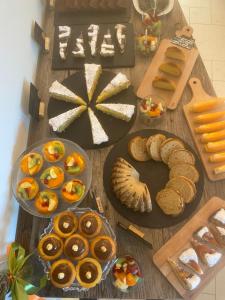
183, 78, 225, 181
153, 196, 225, 300
137, 26, 199, 110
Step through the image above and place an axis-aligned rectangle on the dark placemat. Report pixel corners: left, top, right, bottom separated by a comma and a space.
47, 70, 137, 150
103, 129, 204, 229
52, 23, 135, 70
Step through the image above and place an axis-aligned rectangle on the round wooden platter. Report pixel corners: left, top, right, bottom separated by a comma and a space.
47, 70, 137, 150
103, 129, 204, 228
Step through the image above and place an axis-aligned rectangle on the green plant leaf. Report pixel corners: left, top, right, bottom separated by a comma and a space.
14, 281, 28, 300
8, 243, 18, 273
16, 275, 47, 295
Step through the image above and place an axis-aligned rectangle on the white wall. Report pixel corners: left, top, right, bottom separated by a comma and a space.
0, 0, 44, 254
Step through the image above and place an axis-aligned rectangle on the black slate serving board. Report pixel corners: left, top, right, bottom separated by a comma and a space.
103, 129, 204, 229
47, 70, 137, 150
52, 23, 135, 70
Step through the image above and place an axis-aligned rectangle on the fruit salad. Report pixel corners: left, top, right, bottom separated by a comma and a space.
139, 96, 166, 125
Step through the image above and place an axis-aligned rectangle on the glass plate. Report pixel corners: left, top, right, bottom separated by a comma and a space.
11, 138, 92, 218
39, 207, 116, 292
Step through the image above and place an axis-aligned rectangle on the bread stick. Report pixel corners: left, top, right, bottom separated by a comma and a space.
201, 129, 225, 143
205, 140, 225, 153
194, 111, 225, 124
190, 98, 224, 113
195, 120, 225, 134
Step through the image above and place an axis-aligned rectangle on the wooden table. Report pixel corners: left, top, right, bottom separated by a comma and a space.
15, 1, 225, 299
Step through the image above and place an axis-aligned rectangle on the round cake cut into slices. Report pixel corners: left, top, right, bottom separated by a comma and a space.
166, 176, 196, 204
160, 138, 185, 164
149, 134, 166, 161
169, 163, 199, 183
167, 149, 195, 169
156, 188, 184, 217
128, 136, 150, 162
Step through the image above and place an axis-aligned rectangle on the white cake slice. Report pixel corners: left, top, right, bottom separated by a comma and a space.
85, 64, 102, 102
96, 73, 130, 103
88, 108, 109, 145
49, 81, 86, 105
49, 106, 87, 133
88, 24, 99, 56
96, 103, 135, 122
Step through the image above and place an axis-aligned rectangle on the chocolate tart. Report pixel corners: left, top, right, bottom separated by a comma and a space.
61, 179, 85, 203
90, 235, 116, 262
42, 140, 65, 163
38, 233, 63, 261
76, 258, 102, 289
64, 152, 85, 175
50, 259, 76, 289
20, 152, 43, 175
79, 212, 103, 239
35, 190, 58, 215
17, 177, 39, 201
64, 234, 89, 261
40, 166, 64, 189
53, 211, 78, 238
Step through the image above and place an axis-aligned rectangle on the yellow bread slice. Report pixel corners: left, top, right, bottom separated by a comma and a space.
194, 111, 225, 124
165, 46, 185, 62
167, 149, 195, 168
201, 129, 225, 143
149, 134, 166, 161
205, 140, 225, 153
156, 188, 184, 217
160, 138, 185, 164
169, 163, 199, 183
189, 98, 225, 113
214, 164, 225, 175
128, 136, 150, 162
209, 152, 225, 163
195, 120, 225, 134
159, 62, 182, 77
152, 76, 176, 91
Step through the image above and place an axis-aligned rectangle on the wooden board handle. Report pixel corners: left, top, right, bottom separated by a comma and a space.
176, 26, 193, 38
189, 77, 210, 102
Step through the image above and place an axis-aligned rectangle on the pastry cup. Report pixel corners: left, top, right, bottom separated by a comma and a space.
78, 211, 103, 239
64, 234, 89, 261
40, 166, 64, 189
38, 233, 63, 261
64, 152, 86, 175
76, 258, 102, 289
17, 177, 39, 201
61, 179, 85, 203
53, 211, 78, 238
42, 140, 65, 163
20, 152, 43, 175
50, 259, 76, 289
90, 235, 116, 262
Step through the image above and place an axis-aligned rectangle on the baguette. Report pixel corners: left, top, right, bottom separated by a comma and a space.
201, 129, 225, 143
194, 111, 225, 124
189, 98, 224, 113
195, 120, 225, 134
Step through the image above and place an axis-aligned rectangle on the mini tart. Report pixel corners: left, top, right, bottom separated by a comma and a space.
42, 140, 65, 162
40, 166, 64, 189
79, 212, 103, 239
17, 177, 39, 201
53, 211, 78, 238
64, 234, 89, 261
61, 179, 85, 203
20, 152, 43, 175
35, 190, 58, 215
38, 233, 63, 261
64, 152, 85, 175
76, 258, 102, 289
90, 235, 116, 262
50, 259, 76, 289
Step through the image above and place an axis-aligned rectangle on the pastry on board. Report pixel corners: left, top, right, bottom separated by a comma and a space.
128, 136, 150, 162
40, 166, 64, 189
195, 226, 218, 247
20, 152, 43, 176
100, 29, 115, 57
201, 129, 225, 144
84, 63, 102, 102
61, 179, 85, 203
88, 108, 109, 145
90, 235, 116, 262
88, 24, 99, 57
35, 190, 58, 215
167, 149, 195, 169
165, 46, 185, 62
17, 177, 39, 201
72, 32, 85, 58
42, 140, 65, 163
64, 152, 85, 175
50, 259, 76, 289
115, 24, 126, 54
58, 26, 71, 60
205, 140, 225, 153
195, 120, 225, 134
156, 188, 184, 217
96, 72, 130, 103
79, 211, 103, 239
152, 76, 176, 91
210, 208, 225, 227
53, 211, 79, 238
96, 103, 135, 122
209, 152, 225, 163
194, 111, 225, 124
160, 138, 184, 164
169, 163, 199, 183
189, 98, 224, 113
159, 62, 182, 77
38, 233, 63, 261
49, 80, 86, 105
179, 248, 203, 275
146, 134, 166, 161
64, 234, 89, 261
214, 164, 225, 175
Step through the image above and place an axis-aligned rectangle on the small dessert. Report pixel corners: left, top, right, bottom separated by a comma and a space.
42, 140, 65, 162
169, 163, 199, 183
79, 211, 103, 239
201, 130, 225, 143
194, 111, 225, 124
179, 248, 203, 275
49, 80, 86, 105
189, 98, 224, 113
152, 77, 176, 91
136, 32, 159, 56
168, 259, 201, 291
38, 233, 63, 261
20, 152, 43, 175
61, 179, 85, 203
211, 225, 225, 247
159, 62, 182, 77
128, 136, 150, 162
88, 24, 99, 57
146, 134, 166, 161
167, 149, 195, 168
195, 226, 218, 247
58, 26, 71, 60
96, 73, 130, 103
17, 178, 39, 201
84, 63, 102, 102
90, 235, 116, 262
160, 138, 184, 164
53, 211, 78, 238
165, 46, 185, 62
88, 108, 109, 145
64, 152, 85, 175
50, 259, 76, 289
195, 120, 225, 134
210, 208, 225, 227
72, 32, 85, 58
40, 166, 64, 189
64, 234, 89, 261
112, 255, 142, 292
115, 24, 126, 54
76, 258, 102, 289
35, 190, 58, 215
100, 29, 115, 57
139, 97, 166, 125
156, 188, 184, 217
96, 103, 135, 122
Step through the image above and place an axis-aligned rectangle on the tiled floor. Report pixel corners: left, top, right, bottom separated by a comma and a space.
179, 2, 225, 300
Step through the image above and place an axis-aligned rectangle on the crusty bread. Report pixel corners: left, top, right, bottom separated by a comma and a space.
169, 163, 199, 183
160, 138, 185, 164
128, 136, 150, 162
149, 134, 166, 161
168, 149, 195, 168
146, 136, 155, 159
156, 188, 184, 216
166, 176, 196, 204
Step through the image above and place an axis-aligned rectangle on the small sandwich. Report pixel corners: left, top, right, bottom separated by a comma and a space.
49, 81, 86, 105
211, 225, 225, 247
152, 77, 176, 91
179, 248, 203, 275
96, 103, 135, 122
210, 208, 225, 227
168, 259, 201, 291
159, 62, 182, 77
195, 226, 218, 247
191, 239, 222, 267
85, 64, 102, 102
165, 46, 185, 62
88, 108, 109, 145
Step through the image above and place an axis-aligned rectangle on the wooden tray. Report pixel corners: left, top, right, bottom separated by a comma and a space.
183, 78, 225, 181
153, 196, 225, 300
137, 27, 199, 110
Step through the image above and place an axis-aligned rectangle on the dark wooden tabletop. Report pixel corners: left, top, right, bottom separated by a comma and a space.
15, 1, 225, 299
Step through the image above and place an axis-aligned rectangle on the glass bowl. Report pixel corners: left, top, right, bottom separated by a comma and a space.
136, 29, 160, 56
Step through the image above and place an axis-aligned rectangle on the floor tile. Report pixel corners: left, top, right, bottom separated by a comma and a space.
203, 60, 213, 79
201, 279, 216, 295
190, 7, 211, 24
213, 81, 225, 95
181, 6, 190, 23
179, 0, 210, 8
213, 61, 225, 81
212, 0, 225, 26
196, 294, 215, 300
216, 267, 225, 300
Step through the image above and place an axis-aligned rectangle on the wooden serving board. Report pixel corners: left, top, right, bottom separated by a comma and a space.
153, 196, 225, 300
184, 78, 225, 181
137, 27, 199, 110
